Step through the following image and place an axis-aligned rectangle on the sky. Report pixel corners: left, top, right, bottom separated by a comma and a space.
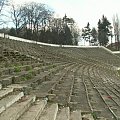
11, 0, 120, 29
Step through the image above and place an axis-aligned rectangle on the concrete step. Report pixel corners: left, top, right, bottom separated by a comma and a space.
56, 107, 70, 120
49, 94, 69, 106
35, 81, 56, 93
0, 95, 36, 120
0, 91, 24, 114
70, 110, 82, 120
97, 117, 107, 120
0, 83, 2, 89
0, 76, 13, 87
69, 102, 91, 112
39, 103, 58, 120
82, 113, 94, 120
0, 87, 14, 99
18, 99, 47, 120
7, 84, 27, 90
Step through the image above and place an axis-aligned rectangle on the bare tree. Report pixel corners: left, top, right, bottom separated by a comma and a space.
0, 0, 6, 13
20, 2, 54, 37
0, 0, 8, 25
113, 14, 120, 50
10, 4, 24, 35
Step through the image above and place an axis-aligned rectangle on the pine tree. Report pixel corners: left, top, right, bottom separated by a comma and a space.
64, 25, 73, 45
98, 15, 111, 46
9, 28, 16, 36
82, 22, 92, 45
91, 27, 98, 45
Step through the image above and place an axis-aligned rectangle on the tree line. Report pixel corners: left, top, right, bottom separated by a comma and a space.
0, 0, 79, 45
81, 14, 120, 50
1, 0, 120, 49
82, 15, 111, 46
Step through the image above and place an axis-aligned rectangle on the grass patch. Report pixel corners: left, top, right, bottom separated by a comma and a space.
22, 76, 27, 81
30, 70, 36, 76
21, 72, 33, 81
47, 64, 56, 69
26, 74, 32, 80
14, 66, 21, 72
52, 64, 56, 68
91, 112, 97, 120
26, 65, 32, 71
24, 71, 33, 81
117, 69, 120, 76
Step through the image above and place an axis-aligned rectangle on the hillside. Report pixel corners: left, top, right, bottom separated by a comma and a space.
0, 37, 120, 120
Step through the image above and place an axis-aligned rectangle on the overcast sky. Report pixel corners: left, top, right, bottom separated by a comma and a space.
11, 0, 120, 28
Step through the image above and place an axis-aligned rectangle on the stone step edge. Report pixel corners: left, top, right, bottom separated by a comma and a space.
18, 99, 47, 120
0, 95, 36, 120
39, 103, 58, 120
0, 87, 14, 99
70, 110, 82, 120
0, 84, 2, 89
0, 92, 24, 114
56, 107, 70, 120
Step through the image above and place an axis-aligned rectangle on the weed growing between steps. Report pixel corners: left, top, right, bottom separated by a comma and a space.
25, 72, 33, 80
26, 66, 32, 71
21, 71, 34, 81
22, 76, 27, 81
29, 70, 37, 76
117, 69, 120, 76
91, 112, 97, 120
14, 66, 21, 72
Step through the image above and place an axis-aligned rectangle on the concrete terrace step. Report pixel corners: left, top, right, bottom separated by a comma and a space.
35, 81, 56, 92
56, 107, 70, 120
39, 103, 58, 120
97, 117, 108, 120
0, 87, 14, 99
0, 63, 42, 77
32, 84, 57, 98
0, 91, 24, 114
0, 65, 41, 86
0, 95, 36, 120
12, 63, 62, 84
19, 70, 50, 85
82, 113, 94, 120
0, 83, 2, 89
0, 76, 13, 87
18, 99, 47, 120
70, 110, 82, 120
7, 84, 27, 89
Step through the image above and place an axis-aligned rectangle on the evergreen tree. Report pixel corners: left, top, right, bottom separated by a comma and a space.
82, 22, 92, 45
98, 15, 111, 46
64, 25, 73, 45
73, 32, 79, 45
51, 29, 59, 44
91, 27, 98, 45
9, 28, 16, 36
59, 30, 65, 45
